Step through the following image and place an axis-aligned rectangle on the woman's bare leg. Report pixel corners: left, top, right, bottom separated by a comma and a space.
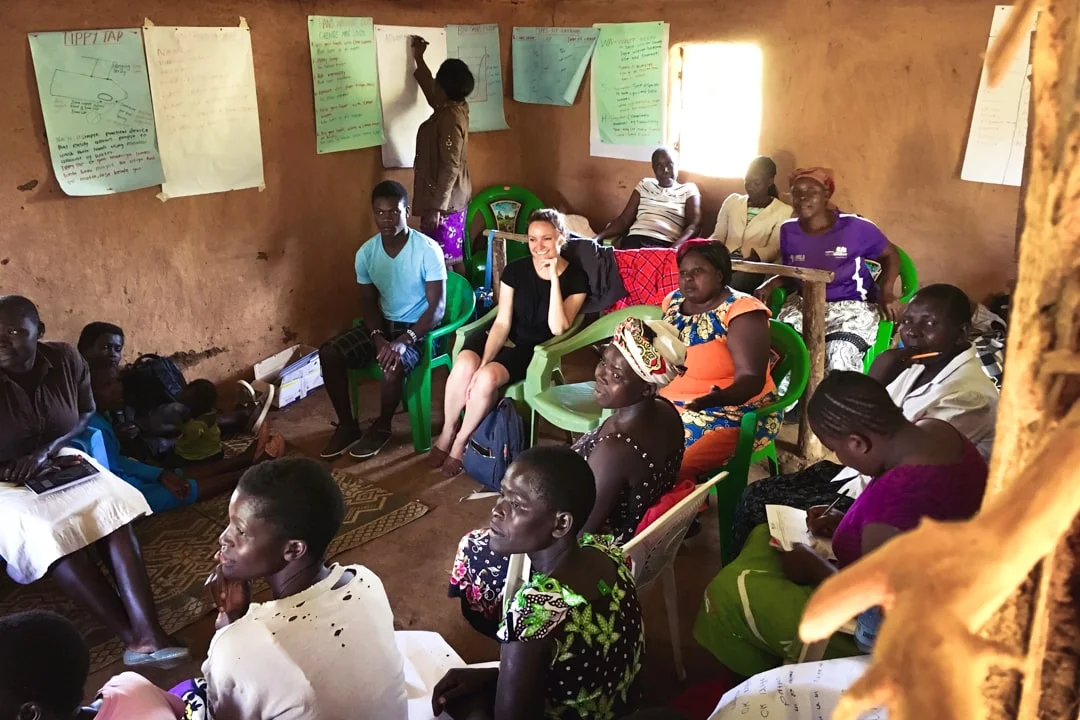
435, 350, 481, 453
101, 525, 173, 650
52, 549, 136, 647
448, 363, 510, 460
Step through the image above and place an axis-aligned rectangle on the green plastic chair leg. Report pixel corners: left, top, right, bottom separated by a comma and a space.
404, 366, 433, 453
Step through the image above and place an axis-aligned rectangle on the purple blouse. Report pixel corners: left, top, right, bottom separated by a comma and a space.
831, 436, 988, 567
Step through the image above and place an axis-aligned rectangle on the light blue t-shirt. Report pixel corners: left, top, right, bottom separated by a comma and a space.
354, 229, 447, 322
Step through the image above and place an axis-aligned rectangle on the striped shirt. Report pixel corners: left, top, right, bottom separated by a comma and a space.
628, 178, 700, 244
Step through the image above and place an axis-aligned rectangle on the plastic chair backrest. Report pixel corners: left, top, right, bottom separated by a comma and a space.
896, 246, 918, 303
766, 319, 810, 406
524, 305, 663, 402
442, 272, 476, 332
621, 472, 725, 589
464, 186, 544, 280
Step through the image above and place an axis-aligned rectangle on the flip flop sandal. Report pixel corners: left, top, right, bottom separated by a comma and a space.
440, 455, 465, 479
236, 380, 257, 409
123, 645, 191, 670
248, 385, 275, 434
427, 446, 449, 469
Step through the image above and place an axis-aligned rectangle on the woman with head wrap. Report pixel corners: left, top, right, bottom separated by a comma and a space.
754, 167, 902, 373
447, 316, 686, 638
659, 241, 782, 483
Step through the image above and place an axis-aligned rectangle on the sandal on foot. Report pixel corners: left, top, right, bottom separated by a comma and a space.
427, 446, 449, 469
123, 645, 191, 670
440, 455, 465, 479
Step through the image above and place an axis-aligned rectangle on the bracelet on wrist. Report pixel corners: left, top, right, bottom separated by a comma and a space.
370, 328, 385, 338
405, 329, 420, 344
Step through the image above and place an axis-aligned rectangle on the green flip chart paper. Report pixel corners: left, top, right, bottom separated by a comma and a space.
28, 28, 164, 196
592, 22, 666, 146
447, 24, 509, 132
308, 16, 384, 154
511, 27, 598, 106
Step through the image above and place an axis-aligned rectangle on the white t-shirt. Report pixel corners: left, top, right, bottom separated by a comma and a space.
203, 564, 408, 720
834, 345, 999, 497
628, 177, 700, 243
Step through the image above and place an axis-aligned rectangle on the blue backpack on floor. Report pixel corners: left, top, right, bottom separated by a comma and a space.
463, 398, 525, 492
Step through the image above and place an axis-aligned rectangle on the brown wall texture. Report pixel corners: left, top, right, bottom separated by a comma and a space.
0, 0, 1018, 382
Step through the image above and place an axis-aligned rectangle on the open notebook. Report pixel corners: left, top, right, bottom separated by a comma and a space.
766, 504, 836, 560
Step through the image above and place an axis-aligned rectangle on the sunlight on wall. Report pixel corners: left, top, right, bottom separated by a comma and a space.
670, 43, 763, 179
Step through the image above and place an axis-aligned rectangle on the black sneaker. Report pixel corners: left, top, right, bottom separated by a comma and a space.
319, 425, 361, 459
348, 426, 391, 460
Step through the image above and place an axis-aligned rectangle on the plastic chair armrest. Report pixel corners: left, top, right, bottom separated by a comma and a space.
452, 307, 497, 359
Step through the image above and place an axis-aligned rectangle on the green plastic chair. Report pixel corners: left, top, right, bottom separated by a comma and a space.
463, 185, 545, 287
713, 320, 810, 565
451, 306, 583, 438
523, 305, 664, 445
349, 272, 476, 453
768, 246, 918, 373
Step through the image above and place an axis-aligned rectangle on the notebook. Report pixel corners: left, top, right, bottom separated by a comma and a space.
765, 504, 836, 561
25, 455, 100, 495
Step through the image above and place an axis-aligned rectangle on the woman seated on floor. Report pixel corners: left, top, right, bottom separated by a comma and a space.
449, 316, 685, 636
659, 241, 781, 482
594, 147, 702, 249
0, 295, 186, 668
753, 167, 901, 373
432, 209, 588, 478
694, 371, 988, 676
0, 610, 184, 719
178, 457, 407, 720
87, 361, 282, 514
434, 447, 644, 720
708, 156, 794, 294
78, 322, 269, 461
729, 283, 999, 553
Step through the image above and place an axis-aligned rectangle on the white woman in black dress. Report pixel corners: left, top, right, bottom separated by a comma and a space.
430, 209, 588, 478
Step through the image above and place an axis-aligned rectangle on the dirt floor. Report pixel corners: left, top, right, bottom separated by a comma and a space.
83, 364, 786, 711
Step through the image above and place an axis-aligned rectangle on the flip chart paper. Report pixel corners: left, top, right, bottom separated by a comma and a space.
589, 21, 669, 162
960, 5, 1038, 186
308, 16, 384, 154
144, 20, 265, 198
28, 28, 164, 196
374, 25, 447, 168
446, 24, 509, 132
511, 27, 598, 106
708, 657, 887, 719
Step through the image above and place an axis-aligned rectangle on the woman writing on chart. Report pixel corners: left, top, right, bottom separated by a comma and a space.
411, 36, 475, 273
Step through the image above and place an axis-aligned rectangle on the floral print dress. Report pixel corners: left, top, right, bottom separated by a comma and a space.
497, 534, 644, 719
659, 289, 783, 480
449, 427, 678, 637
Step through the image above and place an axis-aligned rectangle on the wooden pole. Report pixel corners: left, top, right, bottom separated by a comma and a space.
797, 279, 827, 460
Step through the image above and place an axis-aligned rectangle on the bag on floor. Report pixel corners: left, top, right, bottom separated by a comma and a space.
124, 354, 188, 412
463, 398, 525, 492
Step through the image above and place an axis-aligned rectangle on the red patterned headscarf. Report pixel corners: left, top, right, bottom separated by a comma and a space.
789, 167, 836, 196
611, 317, 687, 386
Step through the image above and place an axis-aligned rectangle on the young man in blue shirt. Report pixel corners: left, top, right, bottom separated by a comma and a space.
318, 180, 447, 460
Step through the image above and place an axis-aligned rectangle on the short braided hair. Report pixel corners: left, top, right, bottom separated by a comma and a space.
807, 371, 905, 438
